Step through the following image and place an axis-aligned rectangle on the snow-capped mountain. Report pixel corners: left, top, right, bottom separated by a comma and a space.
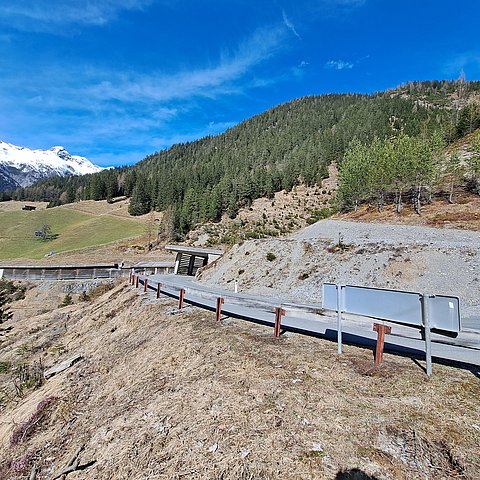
0, 141, 103, 191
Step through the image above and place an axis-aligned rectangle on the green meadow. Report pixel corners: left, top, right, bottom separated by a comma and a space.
0, 207, 144, 259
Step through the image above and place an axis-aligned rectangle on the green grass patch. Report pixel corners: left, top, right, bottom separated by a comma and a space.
0, 207, 144, 259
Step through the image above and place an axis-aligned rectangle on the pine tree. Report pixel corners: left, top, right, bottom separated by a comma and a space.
128, 178, 151, 216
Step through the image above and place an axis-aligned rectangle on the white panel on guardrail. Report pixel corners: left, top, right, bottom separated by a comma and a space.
322, 283, 461, 333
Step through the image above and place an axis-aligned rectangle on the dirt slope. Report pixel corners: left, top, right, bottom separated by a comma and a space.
198, 219, 480, 327
0, 282, 479, 479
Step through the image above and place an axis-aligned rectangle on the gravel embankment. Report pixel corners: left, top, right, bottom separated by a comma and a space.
199, 219, 480, 328
294, 219, 480, 249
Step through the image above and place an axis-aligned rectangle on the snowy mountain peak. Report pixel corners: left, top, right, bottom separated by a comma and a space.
0, 141, 103, 191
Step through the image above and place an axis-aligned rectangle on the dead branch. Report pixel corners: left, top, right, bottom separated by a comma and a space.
29, 465, 38, 480
50, 444, 89, 480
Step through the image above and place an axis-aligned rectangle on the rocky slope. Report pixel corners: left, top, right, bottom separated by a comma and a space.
198, 218, 480, 327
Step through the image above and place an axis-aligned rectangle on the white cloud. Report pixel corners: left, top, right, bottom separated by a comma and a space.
323, 0, 366, 6
86, 26, 285, 104
0, 25, 287, 166
444, 51, 480, 77
324, 60, 354, 70
282, 9, 302, 40
0, 0, 152, 31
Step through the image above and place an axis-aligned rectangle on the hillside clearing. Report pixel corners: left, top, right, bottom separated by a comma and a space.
0, 282, 478, 479
0, 202, 147, 260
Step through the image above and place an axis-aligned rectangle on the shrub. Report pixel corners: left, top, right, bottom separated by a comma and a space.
59, 293, 73, 307
306, 207, 338, 225
11, 396, 58, 445
79, 291, 91, 302
266, 252, 276, 261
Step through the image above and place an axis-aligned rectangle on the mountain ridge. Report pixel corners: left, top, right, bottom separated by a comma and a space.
0, 141, 103, 191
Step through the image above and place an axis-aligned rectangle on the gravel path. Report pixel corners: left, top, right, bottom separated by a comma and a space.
294, 219, 479, 249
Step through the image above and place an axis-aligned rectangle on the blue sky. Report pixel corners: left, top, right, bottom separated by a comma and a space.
1, 0, 479, 167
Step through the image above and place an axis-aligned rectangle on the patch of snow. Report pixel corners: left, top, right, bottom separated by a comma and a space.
0, 140, 103, 188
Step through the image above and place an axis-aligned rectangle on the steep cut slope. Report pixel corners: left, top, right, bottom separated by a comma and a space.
0, 282, 478, 479
198, 218, 480, 326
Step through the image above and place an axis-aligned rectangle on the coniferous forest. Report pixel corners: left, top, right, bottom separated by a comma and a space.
4, 80, 480, 235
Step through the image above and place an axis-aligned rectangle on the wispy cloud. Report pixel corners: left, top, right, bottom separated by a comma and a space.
0, 25, 287, 166
444, 51, 480, 77
0, 0, 152, 31
86, 26, 285, 104
324, 54, 369, 71
324, 60, 354, 70
282, 9, 302, 40
322, 0, 366, 6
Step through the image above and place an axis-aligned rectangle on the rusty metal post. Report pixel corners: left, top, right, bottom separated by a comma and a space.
135, 276, 139, 288
216, 297, 224, 321
178, 288, 185, 309
373, 323, 391, 365
156, 282, 162, 299
144, 278, 148, 292
274, 307, 285, 337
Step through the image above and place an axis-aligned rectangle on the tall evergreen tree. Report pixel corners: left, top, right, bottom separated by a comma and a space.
128, 178, 151, 216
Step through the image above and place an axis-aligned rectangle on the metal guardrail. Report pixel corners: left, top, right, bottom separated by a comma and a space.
322, 283, 461, 333
131, 274, 480, 375
322, 283, 463, 376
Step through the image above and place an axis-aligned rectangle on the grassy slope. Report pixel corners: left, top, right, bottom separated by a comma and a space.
0, 207, 144, 260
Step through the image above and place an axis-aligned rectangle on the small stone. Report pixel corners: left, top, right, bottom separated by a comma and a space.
240, 448, 250, 458
311, 442, 323, 452
208, 443, 218, 453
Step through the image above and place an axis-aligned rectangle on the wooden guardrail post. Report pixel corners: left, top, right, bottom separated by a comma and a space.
216, 297, 224, 321
274, 307, 285, 337
373, 323, 391, 365
156, 282, 162, 299
135, 276, 139, 288
144, 278, 148, 292
178, 288, 185, 309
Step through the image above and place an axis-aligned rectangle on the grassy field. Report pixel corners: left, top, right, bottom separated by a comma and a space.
0, 205, 145, 259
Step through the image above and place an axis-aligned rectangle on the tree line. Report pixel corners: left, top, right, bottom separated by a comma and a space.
337, 129, 480, 213
3, 81, 479, 235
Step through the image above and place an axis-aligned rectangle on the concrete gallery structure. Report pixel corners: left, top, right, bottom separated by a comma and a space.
165, 245, 224, 276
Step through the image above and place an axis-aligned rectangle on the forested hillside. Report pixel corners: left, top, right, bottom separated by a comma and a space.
5, 80, 480, 235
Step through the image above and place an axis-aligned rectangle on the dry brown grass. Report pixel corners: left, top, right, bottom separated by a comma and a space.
0, 283, 478, 479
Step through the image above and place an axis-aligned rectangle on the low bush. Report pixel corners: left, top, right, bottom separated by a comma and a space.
11, 396, 58, 445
